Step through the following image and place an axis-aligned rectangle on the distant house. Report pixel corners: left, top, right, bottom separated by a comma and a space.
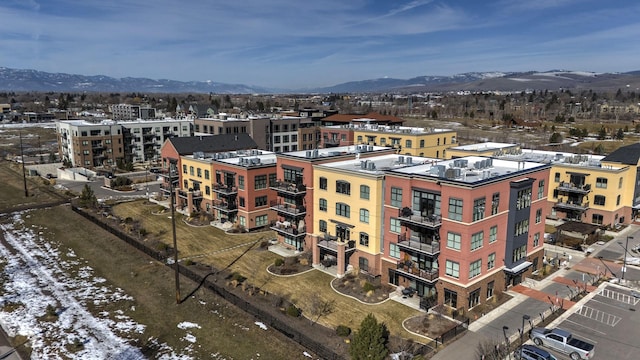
0, 103, 10, 114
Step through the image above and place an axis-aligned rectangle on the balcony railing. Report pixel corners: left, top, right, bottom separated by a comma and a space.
211, 199, 238, 213
270, 220, 306, 238
398, 208, 442, 228
397, 234, 440, 255
177, 189, 203, 200
395, 262, 439, 282
557, 182, 591, 194
213, 183, 238, 196
270, 180, 306, 195
270, 200, 306, 217
316, 234, 356, 254
554, 200, 589, 211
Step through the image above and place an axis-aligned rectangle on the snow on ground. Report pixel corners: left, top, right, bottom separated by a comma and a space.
0, 212, 187, 359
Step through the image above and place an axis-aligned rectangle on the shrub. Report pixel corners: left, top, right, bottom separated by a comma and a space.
363, 282, 377, 293
183, 259, 194, 266
46, 304, 57, 318
274, 258, 284, 267
336, 325, 351, 337
286, 304, 301, 317
230, 272, 246, 283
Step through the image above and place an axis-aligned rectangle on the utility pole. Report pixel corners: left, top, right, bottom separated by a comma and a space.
168, 159, 180, 303
19, 131, 29, 197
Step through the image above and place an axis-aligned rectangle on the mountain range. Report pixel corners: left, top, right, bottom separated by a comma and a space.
1, 67, 639, 94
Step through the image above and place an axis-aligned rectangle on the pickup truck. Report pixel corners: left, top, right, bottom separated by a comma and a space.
529, 328, 594, 360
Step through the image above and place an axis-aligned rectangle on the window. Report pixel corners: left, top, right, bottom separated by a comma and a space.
512, 244, 526, 263
182, 164, 187, 174
468, 288, 480, 309
360, 185, 370, 200
189, 166, 194, 176
389, 243, 400, 258
533, 232, 540, 247
391, 187, 402, 207
274, 135, 281, 143
255, 215, 268, 227
319, 198, 327, 211
489, 225, 498, 243
238, 175, 244, 190
469, 260, 482, 279
535, 208, 542, 224
405, 140, 412, 148
473, 198, 485, 221
336, 180, 350, 195
359, 233, 369, 246
487, 281, 495, 298
239, 197, 245, 207
471, 231, 483, 251
617, 194, 621, 206
204, 170, 210, 180
357, 135, 363, 142
554, 172, 560, 182
205, 186, 210, 195
420, 139, 425, 148
254, 175, 267, 189
269, 173, 276, 187
239, 216, 246, 226
592, 214, 604, 224
283, 168, 302, 183
336, 202, 350, 217
255, 196, 267, 207
594, 195, 606, 206
445, 260, 460, 279
538, 180, 545, 199
319, 220, 327, 233
444, 289, 457, 308
197, 168, 202, 178
390, 218, 401, 233
359, 209, 369, 223
491, 193, 500, 215
619, 177, 623, 189
448, 198, 463, 221
447, 232, 461, 250
514, 219, 529, 236
359, 257, 369, 272
319, 177, 327, 190
516, 188, 532, 210
596, 177, 607, 188
487, 253, 496, 269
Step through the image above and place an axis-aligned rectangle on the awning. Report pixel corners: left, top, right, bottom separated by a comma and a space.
329, 219, 355, 228
504, 261, 532, 274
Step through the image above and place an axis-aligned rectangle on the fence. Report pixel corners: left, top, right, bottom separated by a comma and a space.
71, 205, 346, 360
434, 316, 470, 348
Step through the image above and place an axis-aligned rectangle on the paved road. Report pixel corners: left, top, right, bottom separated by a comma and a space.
55, 177, 161, 201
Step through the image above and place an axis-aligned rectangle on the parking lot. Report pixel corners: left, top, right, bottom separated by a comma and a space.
532, 283, 640, 359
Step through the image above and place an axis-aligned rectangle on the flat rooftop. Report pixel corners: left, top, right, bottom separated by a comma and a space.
316, 154, 436, 175
324, 123, 453, 134
449, 142, 519, 151
282, 144, 391, 160
186, 149, 277, 167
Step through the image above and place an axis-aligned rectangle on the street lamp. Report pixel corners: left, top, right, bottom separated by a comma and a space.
521, 314, 530, 356
619, 236, 633, 281
503, 326, 511, 360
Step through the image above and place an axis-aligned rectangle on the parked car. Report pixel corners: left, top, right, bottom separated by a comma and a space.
544, 233, 556, 244
530, 328, 594, 360
515, 344, 558, 360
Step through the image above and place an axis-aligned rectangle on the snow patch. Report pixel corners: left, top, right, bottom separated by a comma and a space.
255, 321, 268, 330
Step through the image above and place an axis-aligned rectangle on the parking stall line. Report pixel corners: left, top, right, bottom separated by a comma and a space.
597, 288, 640, 306
576, 305, 621, 326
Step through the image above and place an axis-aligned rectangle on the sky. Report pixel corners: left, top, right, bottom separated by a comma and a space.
1, 0, 640, 89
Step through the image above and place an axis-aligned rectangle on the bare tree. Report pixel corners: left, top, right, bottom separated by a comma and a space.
309, 294, 336, 326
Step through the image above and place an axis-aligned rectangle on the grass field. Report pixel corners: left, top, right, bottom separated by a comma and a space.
16, 206, 312, 359
0, 161, 65, 210
111, 200, 425, 340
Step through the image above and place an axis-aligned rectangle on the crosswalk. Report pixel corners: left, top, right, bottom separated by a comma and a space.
598, 288, 640, 306
575, 305, 622, 326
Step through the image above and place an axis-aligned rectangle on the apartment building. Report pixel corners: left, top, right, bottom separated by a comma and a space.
176, 150, 277, 229
270, 145, 396, 252
120, 119, 193, 164
321, 123, 457, 159
311, 154, 432, 277
381, 157, 550, 311
320, 112, 404, 126
111, 104, 156, 120
56, 119, 125, 168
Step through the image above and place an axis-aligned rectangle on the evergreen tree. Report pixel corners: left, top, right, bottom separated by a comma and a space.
79, 184, 98, 208
349, 313, 389, 360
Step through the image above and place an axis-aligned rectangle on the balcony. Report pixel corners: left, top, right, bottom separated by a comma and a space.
211, 199, 238, 213
177, 189, 203, 200
557, 182, 591, 194
270, 220, 306, 238
270, 200, 306, 217
394, 262, 439, 283
157, 169, 179, 180
213, 183, 238, 196
91, 143, 105, 150
397, 234, 440, 255
316, 234, 356, 254
398, 208, 442, 229
554, 200, 589, 212
270, 180, 306, 196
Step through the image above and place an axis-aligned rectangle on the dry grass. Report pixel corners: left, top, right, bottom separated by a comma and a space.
111, 200, 426, 341
0, 162, 66, 210
17, 206, 310, 359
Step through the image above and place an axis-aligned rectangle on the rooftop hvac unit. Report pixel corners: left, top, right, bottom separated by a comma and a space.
429, 164, 446, 177
398, 156, 404, 164
445, 168, 456, 179
474, 161, 482, 169
361, 160, 368, 169
367, 161, 376, 170
306, 150, 312, 158
406, 157, 412, 164
486, 158, 493, 167
368, 145, 374, 151
313, 149, 319, 158
251, 157, 261, 165
194, 151, 204, 159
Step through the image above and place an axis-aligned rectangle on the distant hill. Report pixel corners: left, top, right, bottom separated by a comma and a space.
1, 67, 639, 94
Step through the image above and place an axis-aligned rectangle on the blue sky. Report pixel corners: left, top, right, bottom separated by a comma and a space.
1, 0, 639, 89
